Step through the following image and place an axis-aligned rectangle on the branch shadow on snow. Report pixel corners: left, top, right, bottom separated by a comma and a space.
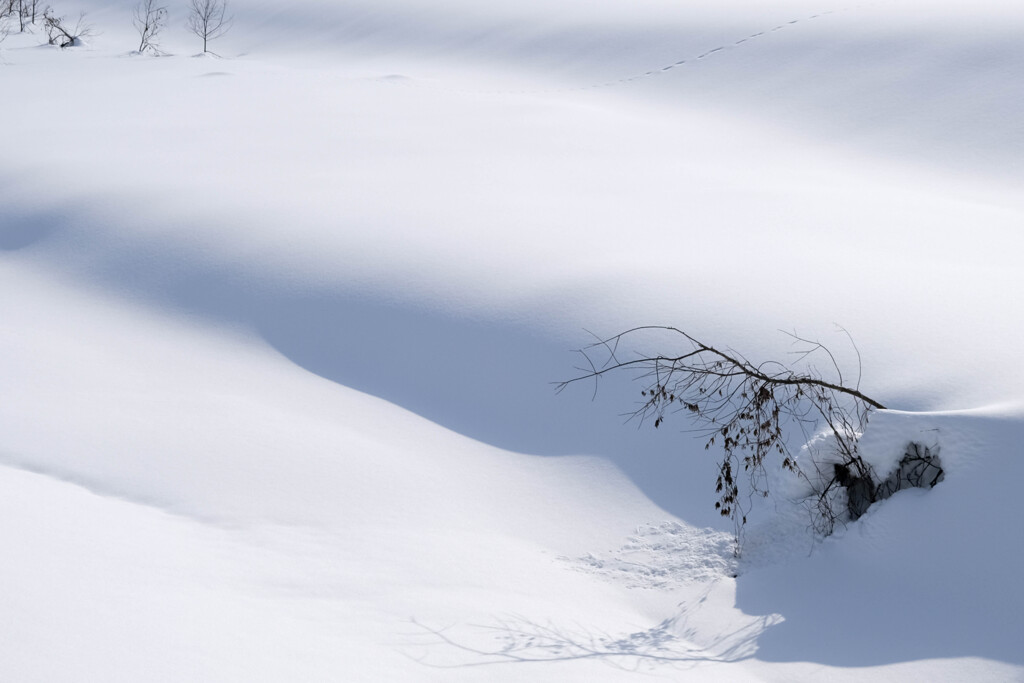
406, 583, 780, 672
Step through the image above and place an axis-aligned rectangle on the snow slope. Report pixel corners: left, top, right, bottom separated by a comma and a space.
1, 0, 1022, 679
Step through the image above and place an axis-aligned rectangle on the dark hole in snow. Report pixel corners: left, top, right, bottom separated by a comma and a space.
844, 442, 945, 521
834, 462, 874, 521
874, 442, 945, 500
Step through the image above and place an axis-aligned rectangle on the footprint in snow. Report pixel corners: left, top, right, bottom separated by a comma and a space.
561, 522, 737, 589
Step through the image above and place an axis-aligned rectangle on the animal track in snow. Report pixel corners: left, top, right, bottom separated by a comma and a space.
388, 7, 843, 97
582, 7, 840, 91
561, 521, 736, 589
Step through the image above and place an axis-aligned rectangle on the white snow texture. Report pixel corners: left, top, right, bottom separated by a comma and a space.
0, 0, 1022, 680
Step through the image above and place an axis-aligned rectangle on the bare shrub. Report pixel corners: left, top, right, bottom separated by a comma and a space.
558, 326, 887, 551
132, 0, 166, 54
42, 7, 93, 47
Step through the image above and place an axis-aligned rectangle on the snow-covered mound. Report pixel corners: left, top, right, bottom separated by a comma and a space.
1, 0, 1021, 679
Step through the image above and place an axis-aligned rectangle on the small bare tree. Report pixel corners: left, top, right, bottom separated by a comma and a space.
24, 0, 39, 25
10, 0, 42, 31
8, 0, 25, 32
186, 0, 230, 54
132, 0, 166, 54
0, 0, 18, 46
42, 7, 93, 47
558, 326, 887, 551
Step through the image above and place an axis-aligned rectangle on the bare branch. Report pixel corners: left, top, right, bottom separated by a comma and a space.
559, 326, 887, 550
42, 8, 94, 48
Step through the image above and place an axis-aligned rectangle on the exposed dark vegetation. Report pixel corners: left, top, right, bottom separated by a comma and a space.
0, 0, 233, 54
559, 326, 897, 550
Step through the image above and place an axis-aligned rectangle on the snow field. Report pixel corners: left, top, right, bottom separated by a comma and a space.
1, 0, 1023, 679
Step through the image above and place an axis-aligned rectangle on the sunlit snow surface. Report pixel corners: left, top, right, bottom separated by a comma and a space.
1, 1, 1022, 680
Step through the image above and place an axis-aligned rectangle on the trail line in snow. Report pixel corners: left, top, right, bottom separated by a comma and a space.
381, 5, 861, 98
407, 581, 781, 671
582, 8, 839, 91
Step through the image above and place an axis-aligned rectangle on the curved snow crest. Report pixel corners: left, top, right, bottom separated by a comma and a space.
562, 521, 736, 589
